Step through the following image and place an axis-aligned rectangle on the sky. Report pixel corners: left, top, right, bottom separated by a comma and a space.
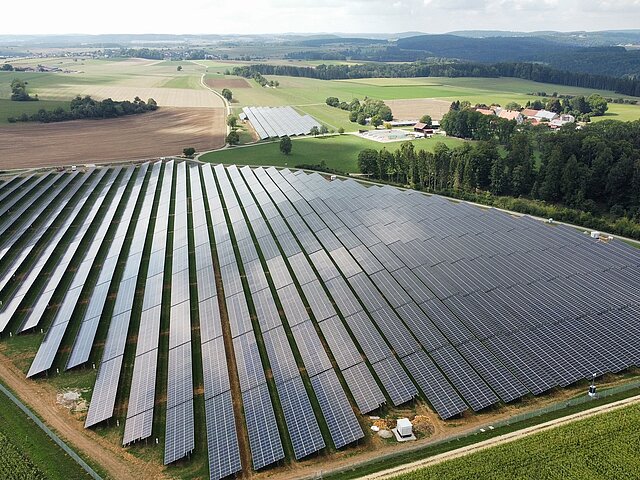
4, 0, 640, 35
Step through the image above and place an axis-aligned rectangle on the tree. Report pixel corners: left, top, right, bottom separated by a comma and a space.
177, 65, 182, 71
356, 113, 367, 125
227, 114, 238, 128
280, 135, 292, 155
587, 94, 608, 116
1, 64, 14, 71
371, 115, 383, 128
505, 101, 521, 111
337, 127, 345, 134
309, 126, 320, 136
183, 147, 196, 157
226, 131, 239, 145
319, 125, 329, 135
420, 114, 432, 126
358, 149, 379, 176
221, 88, 233, 101
326, 97, 340, 107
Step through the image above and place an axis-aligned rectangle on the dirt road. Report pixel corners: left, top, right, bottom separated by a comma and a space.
0, 351, 167, 480
363, 394, 640, 479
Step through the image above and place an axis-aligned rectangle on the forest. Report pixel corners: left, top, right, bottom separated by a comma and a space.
357, 119, 640, 239
231, 62, 640, 96
7, 95, 158, 123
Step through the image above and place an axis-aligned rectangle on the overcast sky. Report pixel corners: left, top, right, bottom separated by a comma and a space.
5, 0, 640, 35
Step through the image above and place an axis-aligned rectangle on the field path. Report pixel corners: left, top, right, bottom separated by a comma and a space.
0, 350, 167, 480
362, 394, 640, 479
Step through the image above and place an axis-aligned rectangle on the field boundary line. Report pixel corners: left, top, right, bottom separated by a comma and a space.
362, 394, 640, 479
0, 381, 102, 480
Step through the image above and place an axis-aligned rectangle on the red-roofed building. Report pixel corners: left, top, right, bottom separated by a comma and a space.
497, 109, 524, 124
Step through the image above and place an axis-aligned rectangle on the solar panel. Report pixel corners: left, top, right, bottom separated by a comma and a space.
242, 384, 285, 470
310, 370, 364, 449
205, 393, 242, 479
164, 400, 195, 464
277, 376, 325, 459
290, 320, 332, 377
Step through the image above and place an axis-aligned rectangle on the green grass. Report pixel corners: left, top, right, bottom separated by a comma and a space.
0, 385, 91, 479
0, 98, 70, 124
200, 134, 467, 173
393, 403, 640, 480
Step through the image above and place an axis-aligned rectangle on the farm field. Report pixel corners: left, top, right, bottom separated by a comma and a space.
200, 133, 467, 172
206, 72, 640, 123
0, 107, 225, 169
0, 98, 70, 125
393, 402, 640, 480
0, 384, 91, 480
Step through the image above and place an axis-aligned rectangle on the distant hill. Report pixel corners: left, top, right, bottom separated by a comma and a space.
446, 30, 640, 47
396, 34, 576, 62
395, 34, 640, 77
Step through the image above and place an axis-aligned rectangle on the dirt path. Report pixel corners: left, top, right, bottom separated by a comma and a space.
363, 394, 640, 479
0, 351, 167, 480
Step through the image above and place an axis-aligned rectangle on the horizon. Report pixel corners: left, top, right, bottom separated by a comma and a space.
3, 0, 640, 36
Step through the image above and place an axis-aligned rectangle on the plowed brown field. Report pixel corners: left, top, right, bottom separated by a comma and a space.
386, 98, 451, 121
0, 107, 225, 169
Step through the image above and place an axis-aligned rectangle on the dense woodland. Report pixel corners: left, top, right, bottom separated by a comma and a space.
7, 95, 157, 123
232, 63, 640, 96
357, 120, 640, 239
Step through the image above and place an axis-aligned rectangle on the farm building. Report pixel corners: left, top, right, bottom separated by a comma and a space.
413, 122, 436, 134
0, 161, 639, 479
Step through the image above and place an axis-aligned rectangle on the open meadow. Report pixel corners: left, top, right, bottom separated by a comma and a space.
200, 133, 466, 172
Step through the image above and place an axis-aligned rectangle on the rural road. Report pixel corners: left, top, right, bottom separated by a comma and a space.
0, 351, 166, 480
362, 394, 640, 479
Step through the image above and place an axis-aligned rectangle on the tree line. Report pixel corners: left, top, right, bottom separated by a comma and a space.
7, 95, 158, 123
231, 62, 640, 96
325, 97, 392, 126
356, 120, 640, 239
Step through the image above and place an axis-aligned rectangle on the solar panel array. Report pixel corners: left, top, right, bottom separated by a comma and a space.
1, 160, 639, 478
123, 161, 174, 445
242, 106, 321, 140
164, 161, 195, 464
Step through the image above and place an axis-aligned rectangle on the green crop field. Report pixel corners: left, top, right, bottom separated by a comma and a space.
0, 99, 71, 125
393, 403, 640, 480
200, 133, 466, 173
0, 387, 90, 479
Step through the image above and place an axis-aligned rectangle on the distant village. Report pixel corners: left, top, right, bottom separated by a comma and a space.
475, 105, 576, 129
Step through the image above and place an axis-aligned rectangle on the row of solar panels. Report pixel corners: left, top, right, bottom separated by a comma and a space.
242, 106, 321, 140
1, 162, 639, 478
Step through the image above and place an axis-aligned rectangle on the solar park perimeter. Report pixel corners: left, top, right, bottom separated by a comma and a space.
0, 161, 639, 479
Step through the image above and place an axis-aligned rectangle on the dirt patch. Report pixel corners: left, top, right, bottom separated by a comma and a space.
385, 98, 451, 121
205, 78, 251, 89
0, 107, 225, 169
57, 389, 89, 413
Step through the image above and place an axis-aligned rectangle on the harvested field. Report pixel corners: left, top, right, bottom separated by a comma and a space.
0, 107, 225, 169
35, 85, 224, 109
386, 98, 451, 121
205, 78, 251, 89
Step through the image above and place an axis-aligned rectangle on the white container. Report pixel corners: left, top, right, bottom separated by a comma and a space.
396, 418, 412, 437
